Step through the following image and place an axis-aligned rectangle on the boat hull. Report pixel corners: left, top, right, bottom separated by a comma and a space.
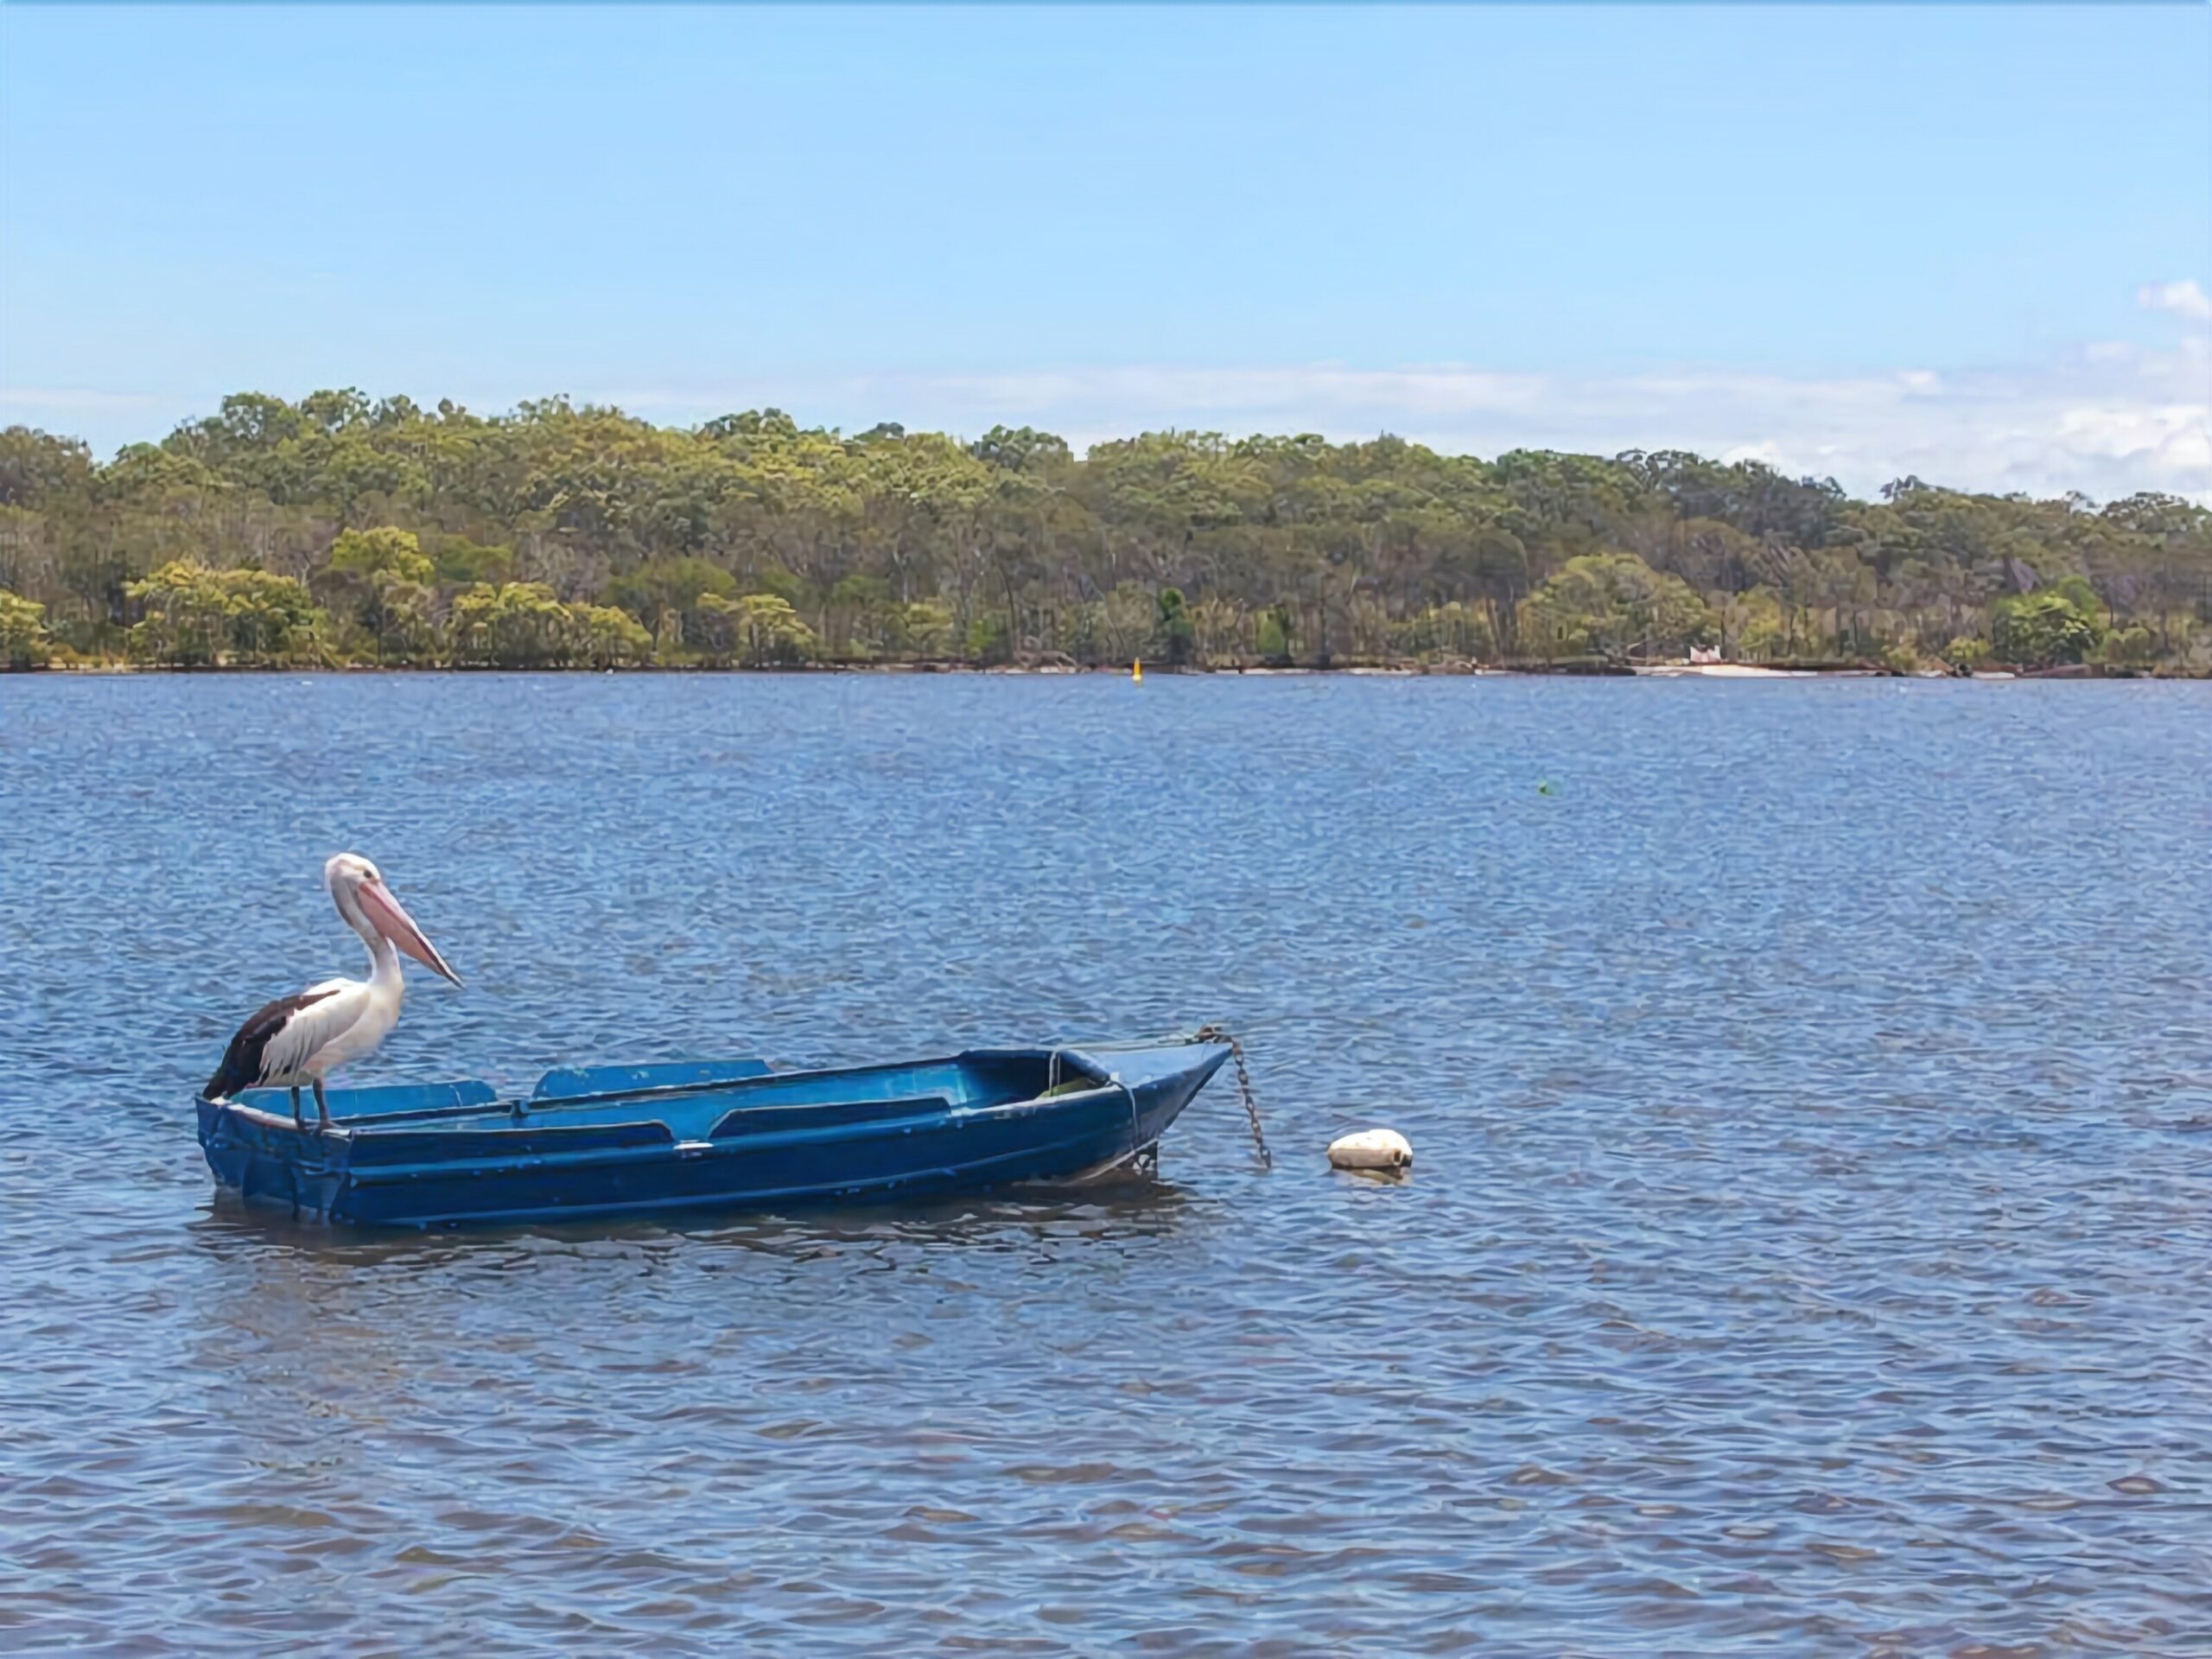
196, 1044, 1229, 1228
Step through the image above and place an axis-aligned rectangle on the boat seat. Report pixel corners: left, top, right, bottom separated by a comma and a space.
343, 1119, 677, 1166
531, 1058, 773, 1102
237, 1079, 500, 1117
709, 1094, 952, 1139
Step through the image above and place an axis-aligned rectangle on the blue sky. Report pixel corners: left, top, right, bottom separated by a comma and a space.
3, 5, 2207, 499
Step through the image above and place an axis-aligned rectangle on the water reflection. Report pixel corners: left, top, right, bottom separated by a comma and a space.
191, 1178, 1200, 1265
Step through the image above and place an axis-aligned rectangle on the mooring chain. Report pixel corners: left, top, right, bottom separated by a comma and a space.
1189, 1024, 1272, 1171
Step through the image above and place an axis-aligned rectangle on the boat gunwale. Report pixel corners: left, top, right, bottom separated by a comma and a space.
200, 1043, 1228, 1145
201, 1045, 1126, 1132
208, 1077, 1141, 1157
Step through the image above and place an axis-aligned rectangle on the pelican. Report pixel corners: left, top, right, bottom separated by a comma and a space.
204, 854, 462, 1128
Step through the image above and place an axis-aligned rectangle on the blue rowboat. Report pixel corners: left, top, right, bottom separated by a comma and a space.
196, 1040, 1232, 1228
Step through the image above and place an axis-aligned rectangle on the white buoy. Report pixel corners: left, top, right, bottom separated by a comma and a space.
1327, 1128, 1413, 1172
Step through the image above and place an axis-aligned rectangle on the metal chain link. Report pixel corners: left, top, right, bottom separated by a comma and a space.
1054, 1026, 1273, 1173
1188, 1024, 1271, 1171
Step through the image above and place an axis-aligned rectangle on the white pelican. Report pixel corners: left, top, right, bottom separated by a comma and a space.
204, 854, 462, 1128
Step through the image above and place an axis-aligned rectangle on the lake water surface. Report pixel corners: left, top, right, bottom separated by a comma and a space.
3, 673, 2209, 1655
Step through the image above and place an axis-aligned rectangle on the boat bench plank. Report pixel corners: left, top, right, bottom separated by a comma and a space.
237, 1079, 501, 1118
531, 1057, 773, 1102
343, 1119, 677, 1166
709, 1094, 952, 1139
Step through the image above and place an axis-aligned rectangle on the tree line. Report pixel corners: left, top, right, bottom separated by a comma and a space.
2, 391, 2207, 672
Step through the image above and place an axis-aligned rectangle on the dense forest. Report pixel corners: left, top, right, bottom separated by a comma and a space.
3, 391, 2208, 674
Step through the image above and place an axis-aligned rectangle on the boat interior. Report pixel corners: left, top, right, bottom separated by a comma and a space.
231, 1050, 1105, 1141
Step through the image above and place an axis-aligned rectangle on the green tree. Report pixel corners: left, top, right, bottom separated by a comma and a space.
568, 602, 653, 668
900, 600, 956, 660
370, 579, 442, 665
608, 556, 738, 651
448, 582, 575, 667
0, 428, 95, 506
963, 610, 1011, 665
325, 526, 436, 659
696, 591, 817, 666
430, 537, 517, 587
0, 589, 53, 667
2094, 623, 2158, 667
1155, 586, 1196, 665
126, 563, 232, 665
1522, 551, 1711, 658
0, 390, 2205, 673
1992, 590, 2101, 667
1717, 586, 1790, 660
1945, 635, 1992, 670
690, 591, 743, 665
737, 594, 818, 666
327, 525, 434, 584
125, 562, 323, 665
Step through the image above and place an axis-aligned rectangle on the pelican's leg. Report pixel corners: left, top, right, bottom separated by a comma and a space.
313, 1078, 332, 1130
289, 1086, 304, 1128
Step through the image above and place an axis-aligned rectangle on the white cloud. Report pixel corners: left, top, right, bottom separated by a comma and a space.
601, 336, 2212, 505
2139, 278, 2212, 323
9, 329, 2209, 505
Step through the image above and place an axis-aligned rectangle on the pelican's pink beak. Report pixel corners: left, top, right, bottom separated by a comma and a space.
359, 878, 464, 988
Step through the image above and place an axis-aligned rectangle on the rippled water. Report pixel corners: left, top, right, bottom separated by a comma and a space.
3, 672, 2209, 1654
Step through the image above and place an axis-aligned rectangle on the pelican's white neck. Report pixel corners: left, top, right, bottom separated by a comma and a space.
363, 928, 404, 992
335, 880, 405, 993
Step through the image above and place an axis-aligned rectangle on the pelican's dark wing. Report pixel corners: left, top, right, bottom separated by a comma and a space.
203, 987, 342, 1100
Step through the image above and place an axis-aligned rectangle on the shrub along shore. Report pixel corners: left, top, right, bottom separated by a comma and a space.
3, 392, 2207, 676
7, 652, 2183, 679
